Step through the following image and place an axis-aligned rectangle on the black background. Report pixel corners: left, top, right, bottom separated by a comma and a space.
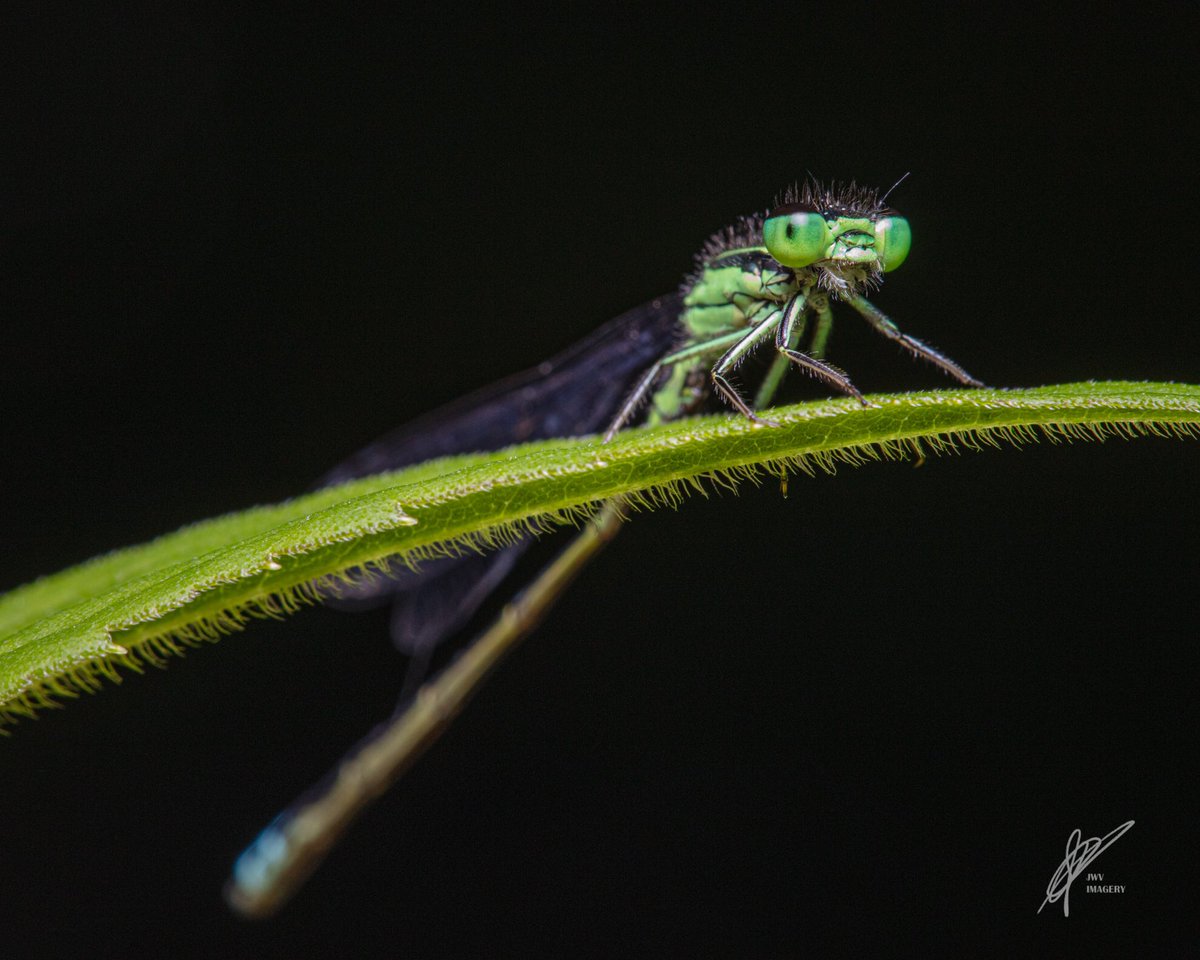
3, 6, 1197, 956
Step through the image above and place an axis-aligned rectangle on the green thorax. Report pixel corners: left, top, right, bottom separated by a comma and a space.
681, 248, 797, 338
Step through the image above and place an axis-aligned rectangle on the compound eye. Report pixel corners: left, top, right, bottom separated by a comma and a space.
875, 215, 912, 272
763, 208, 830, 268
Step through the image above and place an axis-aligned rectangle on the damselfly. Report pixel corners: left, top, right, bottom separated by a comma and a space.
227, 178, 982, 915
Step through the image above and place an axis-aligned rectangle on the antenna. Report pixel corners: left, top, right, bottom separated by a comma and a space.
879, 171, 912, 206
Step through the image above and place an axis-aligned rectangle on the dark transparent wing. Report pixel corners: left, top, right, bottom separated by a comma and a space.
318, 293, 682, 655
320, 293, 683, 485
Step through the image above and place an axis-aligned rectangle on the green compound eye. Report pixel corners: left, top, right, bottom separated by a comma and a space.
763, 209, 831, 268
875, 215, 912, 272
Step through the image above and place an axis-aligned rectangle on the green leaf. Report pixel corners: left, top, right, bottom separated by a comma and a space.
2, 381, 1198, 725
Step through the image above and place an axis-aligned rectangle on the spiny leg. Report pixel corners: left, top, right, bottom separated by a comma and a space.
711, 311, 784, 424
754, 293, 835, 410
808, 295, 834, 359
603, 327, 752, 441
754, 309, 805, 410
775, 295, 867, 405
848, 294, 984, 387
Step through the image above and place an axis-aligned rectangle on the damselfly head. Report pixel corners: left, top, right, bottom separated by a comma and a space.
764, 177, 912, 276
